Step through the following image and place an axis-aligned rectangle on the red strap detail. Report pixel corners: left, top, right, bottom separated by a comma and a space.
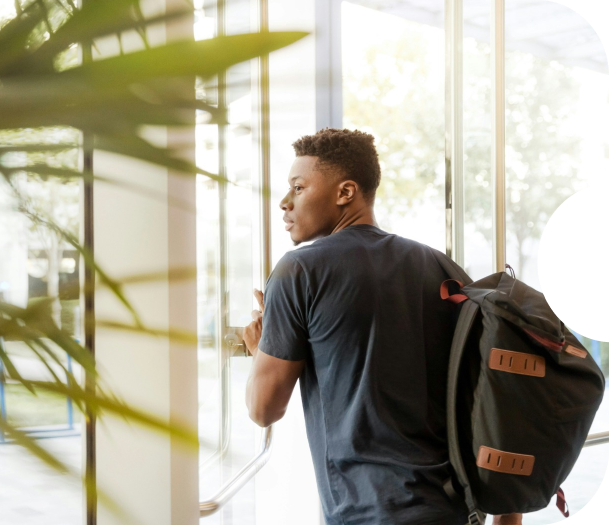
556, 487, 570, 518
440, 279, 468, 304
522, 328, 564, 353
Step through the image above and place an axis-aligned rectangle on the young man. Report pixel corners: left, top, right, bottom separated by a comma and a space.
243, 128, 521, 525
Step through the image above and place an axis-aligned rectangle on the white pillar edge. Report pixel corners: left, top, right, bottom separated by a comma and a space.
491, 0, 506, 273
445, 0, 465, 265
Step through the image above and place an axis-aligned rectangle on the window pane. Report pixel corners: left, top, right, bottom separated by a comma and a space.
504, 0, 609, 288
463, 0, 493, 280
342, 1, 446, 250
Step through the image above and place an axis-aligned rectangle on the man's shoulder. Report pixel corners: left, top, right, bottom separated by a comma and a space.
269, 250, 305, 279
289, 226, 429, 260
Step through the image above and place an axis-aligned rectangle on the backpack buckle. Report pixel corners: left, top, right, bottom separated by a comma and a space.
468, 511, 483, 525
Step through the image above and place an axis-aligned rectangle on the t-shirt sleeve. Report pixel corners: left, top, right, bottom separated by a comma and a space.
258, 252, 309, 361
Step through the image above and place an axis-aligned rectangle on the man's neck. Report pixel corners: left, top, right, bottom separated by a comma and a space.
330, 207, 378, 235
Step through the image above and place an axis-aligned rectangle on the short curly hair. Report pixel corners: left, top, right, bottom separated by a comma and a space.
292, 128, 381, 202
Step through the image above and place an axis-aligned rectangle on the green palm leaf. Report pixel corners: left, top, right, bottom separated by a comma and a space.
0, 302, 97, 374
21, 379, 199, 448
0, 339, 35, 393
0, 2, 47, 73
66, 32, 307, 87
96, 319, 198, 345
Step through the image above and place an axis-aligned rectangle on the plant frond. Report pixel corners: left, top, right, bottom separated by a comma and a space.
22, 380, 200, 449
96, 319, 198, 346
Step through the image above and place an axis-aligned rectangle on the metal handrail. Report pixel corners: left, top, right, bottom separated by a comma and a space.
199, 425, 273, 517
584, 431, 609, 448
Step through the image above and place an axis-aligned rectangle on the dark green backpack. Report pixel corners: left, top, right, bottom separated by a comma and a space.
432, 249, 605, 525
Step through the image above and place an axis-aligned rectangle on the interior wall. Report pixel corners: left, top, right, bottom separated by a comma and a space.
93, 1, 199, 524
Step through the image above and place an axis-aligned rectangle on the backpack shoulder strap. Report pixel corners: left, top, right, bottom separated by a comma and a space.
429, 247, 474, 286
446, 298, 481, 520
430, 247, 484, 523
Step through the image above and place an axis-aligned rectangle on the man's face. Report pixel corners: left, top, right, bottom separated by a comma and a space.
280, 156, 342, 245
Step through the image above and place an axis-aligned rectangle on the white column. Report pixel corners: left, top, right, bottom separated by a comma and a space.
93, 1, 198, 524
491, 0, 506, 273
445, 0, 464, 265
315, 0, 343, 130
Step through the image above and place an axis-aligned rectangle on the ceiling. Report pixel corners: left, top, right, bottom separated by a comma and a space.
348, 0, 608, 74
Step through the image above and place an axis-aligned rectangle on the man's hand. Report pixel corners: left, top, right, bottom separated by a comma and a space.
243, 288, 264, 356
492, 514, 523, 525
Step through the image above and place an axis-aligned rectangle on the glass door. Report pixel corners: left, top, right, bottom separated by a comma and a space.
196, 0, 265, 522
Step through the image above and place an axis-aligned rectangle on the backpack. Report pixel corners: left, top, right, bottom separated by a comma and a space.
431, 249, 605, 524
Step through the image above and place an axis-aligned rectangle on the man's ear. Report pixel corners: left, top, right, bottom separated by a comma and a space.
336, 180, 358, 205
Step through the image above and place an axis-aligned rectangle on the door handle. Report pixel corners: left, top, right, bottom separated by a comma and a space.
224, 327, 249, 357
200, 425, 273, 517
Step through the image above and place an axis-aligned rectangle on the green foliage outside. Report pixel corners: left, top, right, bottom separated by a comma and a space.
1, 336, 77, 428
343, 16, 444, 228
59, 299, 79, 336
5, 382, 70, 427
464, 42, 587, 276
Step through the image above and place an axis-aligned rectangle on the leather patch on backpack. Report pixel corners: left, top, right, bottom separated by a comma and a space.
564, 345, 587, 359
489, 348, 545, 377
476, 446, 535, 476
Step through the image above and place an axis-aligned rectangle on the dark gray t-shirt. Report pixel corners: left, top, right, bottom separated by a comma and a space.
258, 224, 469, 525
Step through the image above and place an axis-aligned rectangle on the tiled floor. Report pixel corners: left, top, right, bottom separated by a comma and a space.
0, 430, 82, 525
